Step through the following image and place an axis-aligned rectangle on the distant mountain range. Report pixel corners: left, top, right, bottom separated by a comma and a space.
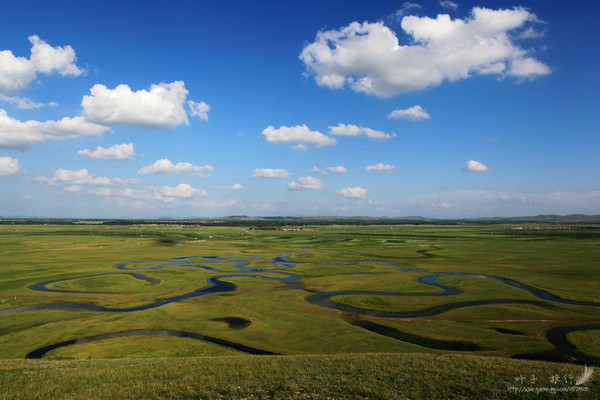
3, 214, 599, 225
208, 214, 600, 225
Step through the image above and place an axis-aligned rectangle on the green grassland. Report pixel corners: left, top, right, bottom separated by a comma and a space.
0, 223, 599, 398
1, 353, 599, 400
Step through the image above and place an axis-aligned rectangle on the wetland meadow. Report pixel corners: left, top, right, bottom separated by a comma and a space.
0, 221, 598, 399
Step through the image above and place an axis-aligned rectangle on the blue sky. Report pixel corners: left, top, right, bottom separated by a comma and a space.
0, 0, 598, 218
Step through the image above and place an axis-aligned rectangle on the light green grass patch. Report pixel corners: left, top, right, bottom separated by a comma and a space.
45, 335, 243, 359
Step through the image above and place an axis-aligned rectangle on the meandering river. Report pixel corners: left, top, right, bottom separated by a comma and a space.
3, 250, 598, 361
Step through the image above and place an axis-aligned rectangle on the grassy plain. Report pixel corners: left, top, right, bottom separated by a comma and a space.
2, 353, 598, 400
0, 222, 599, 398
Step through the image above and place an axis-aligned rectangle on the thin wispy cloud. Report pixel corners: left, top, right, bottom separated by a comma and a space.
439, 1, 459, 10
33, 168, 139, 187
393, 2, 422, 20
0, 94, 46, 110
329, 123, 395, 140
0, 110, 110, 150
88, 183, 207, 203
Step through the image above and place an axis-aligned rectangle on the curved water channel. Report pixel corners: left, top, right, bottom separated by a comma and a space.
3, 250, 599, 360
25, 328, 277, 359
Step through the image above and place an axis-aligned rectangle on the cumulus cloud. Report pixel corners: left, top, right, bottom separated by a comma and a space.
328, 123, 395, 140
153, 183, 204, 198
300, 7, 550, 97
33, 168, 139, 187
0, 35, 82, 94
81, 81, 209, 129
337, 187, 368, 199
252, 168, 292, 178
1, 80, 208, 149
388, 105, 430, 120
325, 166, 348, 174
0, 109, 110, 150
77, 143, 134, 160
229, 183, 243, 190
288, 176, 324, 190
261, 125, 336, 148
366, 163, 397, 173
461, 160, 489, 172
0, 156, 19, 176
138, 158, 213, 175
28, 35, 83, 77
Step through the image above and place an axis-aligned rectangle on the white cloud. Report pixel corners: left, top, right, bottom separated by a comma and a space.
261, 125, 336, 148
300, 7, 550, 97
28, 35, 83, 77
138, 158, 213, 175
154, 183, 205, 198
0, 156, 19, 176
187, 100, 210, 121
439, 1, 459, 10
388, 105, 430, 120
0, 94, 45, 109
366, 163, 397, 173
325, 165, 348, 174
230, 183, 243, 190
519, 27, 546, 39
337, 187, 368, 199
328, 123, 395, 140
0, 36, 82, 94
508, 57, 551, 78
0, 50, 35, 94
252, 168, 292, 178
63, 185, 83, 192
34, 168, 139, 187
77, 143, 134, 160
288, 176, 324, 190
393, 2, 422, 20
0, 109, 110, 150
310, 166, 321, 173
88, 183, 207, 203
461, 160, 489, 172
81, 81, 208, 129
